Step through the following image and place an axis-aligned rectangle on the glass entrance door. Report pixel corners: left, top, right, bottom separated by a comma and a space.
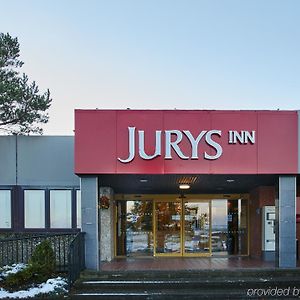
116, 200, 153, 257
183, 201, 210, 255
154, 200, 211, 256
116, 195, 249, 258
155, 201, 182, 255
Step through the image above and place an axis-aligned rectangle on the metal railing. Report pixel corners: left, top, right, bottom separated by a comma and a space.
68, 232, 85, 286
0, 233, 85, 279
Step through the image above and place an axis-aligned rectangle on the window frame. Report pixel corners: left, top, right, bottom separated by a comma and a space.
20, 186, 80, 233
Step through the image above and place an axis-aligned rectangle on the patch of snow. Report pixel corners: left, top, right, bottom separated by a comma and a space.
0, 264, 27, 279
0, 277, 67, 299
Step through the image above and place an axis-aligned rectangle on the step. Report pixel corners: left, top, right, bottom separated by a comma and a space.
78, 269, 300, 283
71, 287, 294, 300
71, 269, 300, 299
74, 277, 299, 290
78, 269, 300, 279
72, 280, 299, 297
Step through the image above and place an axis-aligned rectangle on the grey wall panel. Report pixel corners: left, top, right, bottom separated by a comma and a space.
276, 176, 297, 268
81, 176, 99, 270
0, 136, 16, 185
17, 136, 79, 186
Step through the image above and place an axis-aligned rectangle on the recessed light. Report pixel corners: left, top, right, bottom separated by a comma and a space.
226, 179, 235, 183
179, 184, 190, 190
140, 179, 148, 183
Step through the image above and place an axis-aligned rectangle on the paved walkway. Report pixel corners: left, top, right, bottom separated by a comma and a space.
101, 257, 275, 271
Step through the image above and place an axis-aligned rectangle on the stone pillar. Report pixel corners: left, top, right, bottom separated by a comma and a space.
276, 176, 296, 268
81, 176, 99, 270
99, 187, 114, 262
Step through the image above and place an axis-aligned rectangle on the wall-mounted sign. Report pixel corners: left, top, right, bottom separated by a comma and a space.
118, 127, 255, 163
75, 110, 298, 175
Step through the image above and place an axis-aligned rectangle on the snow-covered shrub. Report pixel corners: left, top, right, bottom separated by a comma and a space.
30, 239, 56, 276
3, 240, 56, 289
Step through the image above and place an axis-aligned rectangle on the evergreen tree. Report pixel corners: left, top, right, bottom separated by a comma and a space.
0, 32, 52, 134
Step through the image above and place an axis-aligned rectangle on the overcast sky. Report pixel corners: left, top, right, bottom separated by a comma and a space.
1, 0, 299, 135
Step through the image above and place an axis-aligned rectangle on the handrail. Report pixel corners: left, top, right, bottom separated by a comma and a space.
0, 233, 77, 271
0, 232, 85, 287
67, 232, 85, 287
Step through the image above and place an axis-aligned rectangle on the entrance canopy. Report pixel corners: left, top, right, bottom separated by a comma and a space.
75, 110, 298, 175
98, 174, 277, 194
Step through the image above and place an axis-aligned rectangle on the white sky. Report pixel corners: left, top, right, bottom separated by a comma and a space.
0, 0, 299, 135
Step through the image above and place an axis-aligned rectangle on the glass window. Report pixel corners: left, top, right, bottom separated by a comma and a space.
24, 190, 45, 228
0, 190, 11, 228
76, 190, 81, 229
155, 201, 180, 254
211, 199, 228, 255
116, 200, 153, 256
184, 201, 210, 254
50, 190, 72, 228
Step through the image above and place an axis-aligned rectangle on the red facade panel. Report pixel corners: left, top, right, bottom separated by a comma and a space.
257, 112, 298, 174
75, 110, 117, 174
75, 110, 298, 175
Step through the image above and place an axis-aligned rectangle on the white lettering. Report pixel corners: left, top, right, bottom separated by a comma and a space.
118, 127, 136, 163
244, 131, 255, 144
117, 127, 254, 163
165, 130, 189, 159
204, 130, 222, 160
139, 130, 162, 160
228, 130, 256, 144
183, 130, 207, 159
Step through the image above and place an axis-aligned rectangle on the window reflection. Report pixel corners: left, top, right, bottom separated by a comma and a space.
0, 190, 11, 229
24, 190, 45, 228
116, 200, 153, 256
211, 199, 228, 254
116, 196, 248, 257
156, 202, 181, 254
50, 190, 72, 228
211, 199, 248, 255
184, 201, 210, 254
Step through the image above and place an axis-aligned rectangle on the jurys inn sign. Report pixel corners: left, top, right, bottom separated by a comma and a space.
118, 127, 255, 163
75, 110, 297, 174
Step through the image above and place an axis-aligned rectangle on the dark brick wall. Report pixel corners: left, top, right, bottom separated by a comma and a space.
249, 186, 275, 258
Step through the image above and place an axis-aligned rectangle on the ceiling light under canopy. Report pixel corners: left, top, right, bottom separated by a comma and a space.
179, 184, 190, 190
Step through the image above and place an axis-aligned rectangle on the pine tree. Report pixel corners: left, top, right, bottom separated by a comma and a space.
0, 32, 52, 134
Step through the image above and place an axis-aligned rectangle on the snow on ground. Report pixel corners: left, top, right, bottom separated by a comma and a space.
0, 264, 68, 299
0, 277, 67, 299
0, 264, 27, 280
